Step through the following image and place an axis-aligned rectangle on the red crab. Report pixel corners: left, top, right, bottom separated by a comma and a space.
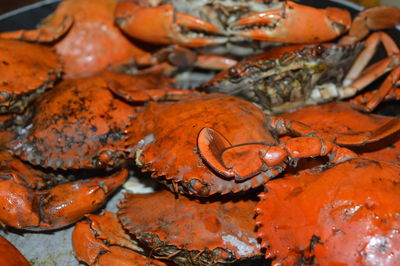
9, 71, 183, 170
255, 158, 400, 265
0, 236, 30, 266
0, 0, 157, 78
0, 39, 61, 114
121, 93, 400, 196
73, 190, 265, 265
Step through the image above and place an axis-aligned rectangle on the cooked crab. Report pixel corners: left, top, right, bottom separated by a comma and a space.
117, 190, 264, 265
125, 93, 273, 196
255, 158, 400, 265
0, 39, 61, 114
0, 71, 190, 230
9, 71, 182, 170
0, 0, 158, 78
73, 191, 264, 265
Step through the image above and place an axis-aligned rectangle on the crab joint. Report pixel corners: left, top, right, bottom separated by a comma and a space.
261, 146, 287, 167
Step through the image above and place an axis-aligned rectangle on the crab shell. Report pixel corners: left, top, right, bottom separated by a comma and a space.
118, 190, 263, 264
0, 236, 30, 266
126, 93, 279, 196
0, 39, 61, 114
10, 72, 141, 170
255, 158, 400, 265
280, 101, 400, 165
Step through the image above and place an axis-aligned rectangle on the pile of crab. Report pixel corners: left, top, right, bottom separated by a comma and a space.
0, 0, 400, 265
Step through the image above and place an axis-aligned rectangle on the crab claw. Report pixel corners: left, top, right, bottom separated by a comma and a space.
198, 127, 278, 181
115, 1, 226, 47
0, 157, 128, 231
231, 1, 351, 44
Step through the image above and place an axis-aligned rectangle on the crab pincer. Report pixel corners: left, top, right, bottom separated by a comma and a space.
230, 1, 351, 44
115, 1, 227, 47
0, 150, 128, 230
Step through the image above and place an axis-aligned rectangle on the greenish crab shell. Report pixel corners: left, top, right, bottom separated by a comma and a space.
201, 42, 364, 114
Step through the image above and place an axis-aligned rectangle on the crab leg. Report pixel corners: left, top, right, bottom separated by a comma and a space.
351, 78, 400, 107
350, 66, 400, 112
231, 1, 351, 44
152, 45, 237, 70
194, 55, 238, 70
0, 15, 73, 43
115, 1, 226, 47
337, 32, 400, 111
342, 32, 399, 87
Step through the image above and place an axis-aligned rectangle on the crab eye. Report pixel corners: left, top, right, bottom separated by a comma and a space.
316, 45, 325, 56
228, 67, 242, 83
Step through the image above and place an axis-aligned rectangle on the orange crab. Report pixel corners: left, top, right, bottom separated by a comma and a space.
256, 158, 400, 265
1, 71, 187, 230
8, 71, 185, 170
0, 0, 157, 78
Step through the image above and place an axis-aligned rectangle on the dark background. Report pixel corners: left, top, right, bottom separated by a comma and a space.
0, 0, 41, 14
